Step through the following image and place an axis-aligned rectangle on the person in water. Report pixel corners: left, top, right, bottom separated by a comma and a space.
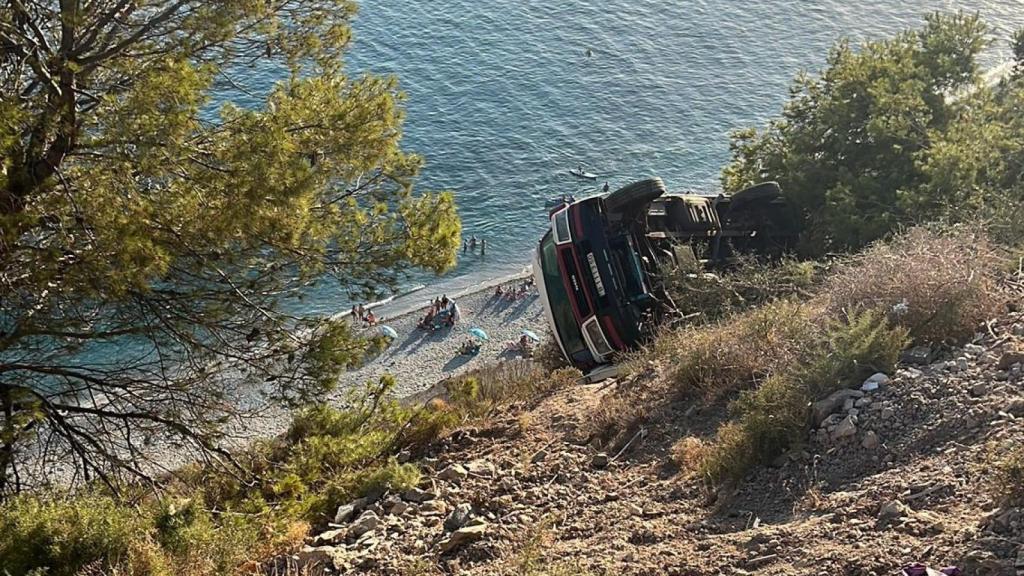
480, 239, 486, 255
469, 235, 477, 251
463, 239, 468, 253
603, 181, 610, 194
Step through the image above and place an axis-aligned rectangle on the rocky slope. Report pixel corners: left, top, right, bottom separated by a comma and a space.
273, 312, 1024, 576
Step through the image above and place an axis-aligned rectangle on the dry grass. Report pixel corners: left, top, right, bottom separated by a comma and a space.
822, 226, 1007, 344
445, 361, 580, 418
666, 300, 821, 400
992, 443, 1024, 507
670, 436, 710, 472
697, 309, 909, 482
587, 391, 648, 450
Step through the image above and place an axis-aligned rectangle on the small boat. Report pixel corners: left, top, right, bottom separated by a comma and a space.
568, 168, 598, 180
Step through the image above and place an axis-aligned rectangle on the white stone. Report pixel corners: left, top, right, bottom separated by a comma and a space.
861, 431, 880, 450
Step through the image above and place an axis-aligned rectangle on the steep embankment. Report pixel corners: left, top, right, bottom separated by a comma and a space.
276, 314, 1024, 574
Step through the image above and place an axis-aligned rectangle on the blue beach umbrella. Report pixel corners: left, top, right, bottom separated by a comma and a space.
469, 327, 489, 341
522, 329, 541, 342
379, 325, 398, 339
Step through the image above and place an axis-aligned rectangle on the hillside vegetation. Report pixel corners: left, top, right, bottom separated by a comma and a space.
3, 11, 1024, 576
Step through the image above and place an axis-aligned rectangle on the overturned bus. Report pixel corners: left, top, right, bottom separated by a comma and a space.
532, 177, 796, 380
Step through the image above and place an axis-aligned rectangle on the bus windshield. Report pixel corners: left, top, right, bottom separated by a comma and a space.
538, 232, 589, 360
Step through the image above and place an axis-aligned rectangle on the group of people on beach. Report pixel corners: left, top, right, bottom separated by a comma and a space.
349, 303, 380, 327
494, 277, 535, 301
462, 235, 486, 255
418, 295, 459, 331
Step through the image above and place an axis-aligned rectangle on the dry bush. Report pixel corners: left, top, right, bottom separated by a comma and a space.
587, 391, 647, 450
668, 300, 821, 399
670, 436, 710, 472
822, 226, 1007, 344
445, 361, 580, 418
992, 443, 1024, 507
700, 309, 908, 482
665, 256, 825, 322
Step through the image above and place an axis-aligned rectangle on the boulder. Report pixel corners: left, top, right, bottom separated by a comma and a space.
346, 510, 379, 540
437, 464, 468, 483
438, 523, 488, 553
403, 487, 437, 503
444, 503, 473, 531
812, 389, 864, 426
831, 415, 857, 440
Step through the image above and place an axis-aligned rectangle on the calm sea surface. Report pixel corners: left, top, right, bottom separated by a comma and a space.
261, 1, 1024, 316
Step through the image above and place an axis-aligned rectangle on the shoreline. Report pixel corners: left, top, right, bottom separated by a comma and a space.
20, 269, 548, 490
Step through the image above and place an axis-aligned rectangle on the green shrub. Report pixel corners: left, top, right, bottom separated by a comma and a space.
701, 309, 908, 482
0, 493, 160, 576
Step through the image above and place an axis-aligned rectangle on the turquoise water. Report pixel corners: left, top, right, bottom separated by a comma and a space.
289, 1, 1024, 315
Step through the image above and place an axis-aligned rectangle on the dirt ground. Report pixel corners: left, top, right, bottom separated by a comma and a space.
286, 310, 1024, 576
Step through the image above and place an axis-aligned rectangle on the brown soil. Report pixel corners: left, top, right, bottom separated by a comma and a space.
287, 311, 1024, 576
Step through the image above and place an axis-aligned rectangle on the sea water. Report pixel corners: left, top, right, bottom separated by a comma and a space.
272, 0, 1022, 318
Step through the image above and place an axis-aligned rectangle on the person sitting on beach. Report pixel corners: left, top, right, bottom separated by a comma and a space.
495, 285, 504, 297
364, 310, 378, 326
459, 339, 480, 356
418, 306, 435, 330
515, 284, 527, 300
518, 334, 534, 357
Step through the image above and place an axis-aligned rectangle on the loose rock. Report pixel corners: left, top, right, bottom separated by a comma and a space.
347, 511, 379, 540
832, 415, 857, 440
444, 503, 473, 531
438, 523, 488, 553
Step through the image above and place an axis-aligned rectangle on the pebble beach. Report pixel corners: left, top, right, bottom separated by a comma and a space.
345, 277, 547, 400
